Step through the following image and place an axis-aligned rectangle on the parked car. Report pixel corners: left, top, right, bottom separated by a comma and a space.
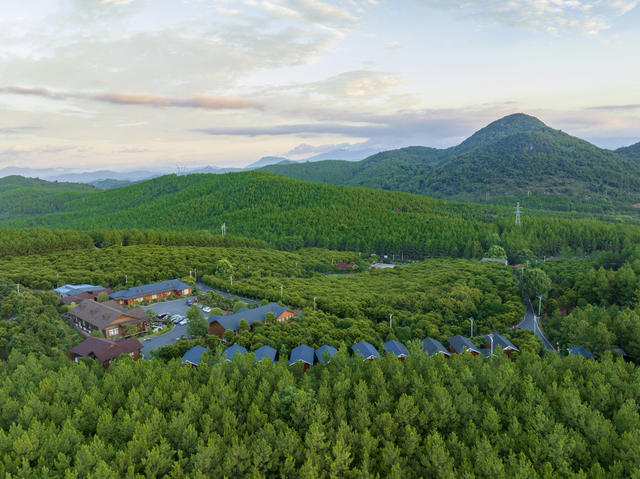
186, 299, 194, 306
179, 318, 188, 326
172, 315, 183, 324
156, 313, 169, 320
202, 306, 211, 313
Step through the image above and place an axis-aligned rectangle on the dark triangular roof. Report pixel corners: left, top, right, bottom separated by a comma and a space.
315, 345, 338, 363
422, 337, 450, 357
182, 345, 209, 366
486, 332, 519, 352
567, 346, 596, 359
352, 341, 379, 360
448, 335, 480, 354
383, 340, 409, 358
289, 344, 315, 366
254, 345, 277, 362
222, 344, 247, 361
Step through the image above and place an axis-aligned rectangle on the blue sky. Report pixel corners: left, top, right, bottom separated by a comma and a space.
1, 0, 639, 170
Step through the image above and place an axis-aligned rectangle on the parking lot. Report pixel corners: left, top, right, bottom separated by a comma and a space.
140, 297, 195, 358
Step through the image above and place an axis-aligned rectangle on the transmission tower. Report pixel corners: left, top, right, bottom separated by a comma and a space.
515, 202, 521, 226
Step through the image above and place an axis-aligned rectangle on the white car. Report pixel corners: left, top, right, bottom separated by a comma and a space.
202, 306, 211, 313
179, 318, 188, 325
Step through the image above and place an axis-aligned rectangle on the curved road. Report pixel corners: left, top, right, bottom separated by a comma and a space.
517, 297, 556, 351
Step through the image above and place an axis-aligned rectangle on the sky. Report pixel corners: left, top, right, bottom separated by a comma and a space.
1, 0, 640, 171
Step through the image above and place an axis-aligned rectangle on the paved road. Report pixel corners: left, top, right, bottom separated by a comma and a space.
141, 298, 193, 358
517, 297, 556, 351
141, 324, 188, 358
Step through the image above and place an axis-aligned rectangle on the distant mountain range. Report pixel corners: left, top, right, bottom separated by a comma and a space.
0, 156, 295, 187
262, 114, 640, 214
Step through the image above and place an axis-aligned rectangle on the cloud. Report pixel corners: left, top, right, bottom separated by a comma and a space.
284, 141, 359, 156
0, 125, 41, 135
1, 86, 262, 110
1, 144, 80, 155
420, 0, 639, 34
1, 145, 33, 154
587, 104, 640, 111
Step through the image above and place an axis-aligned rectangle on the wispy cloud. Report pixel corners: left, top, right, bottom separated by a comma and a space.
0, 124, 41, 135
421, 0, 639, 34
588, 104, 640, 111
0, 86, 262, 110
1, 144, 80, 155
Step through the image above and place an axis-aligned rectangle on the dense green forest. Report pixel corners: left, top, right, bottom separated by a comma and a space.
534, 246, 640, 359
616, 141, 640, 161
2, 172, 640, 260
263, 114, 640, 214
2, 341, 640, 477
202, 259, 523, 345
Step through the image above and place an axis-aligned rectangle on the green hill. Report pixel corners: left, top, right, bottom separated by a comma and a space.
616, 141, 640, 161
1, 171, 640, 260
262, 114, 640, 214
0, 175, 96, 220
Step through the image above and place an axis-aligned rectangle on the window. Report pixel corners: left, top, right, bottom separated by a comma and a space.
106, 328, 118, 337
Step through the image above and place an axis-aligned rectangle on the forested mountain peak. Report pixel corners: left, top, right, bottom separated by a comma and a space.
451, 113, 548, 155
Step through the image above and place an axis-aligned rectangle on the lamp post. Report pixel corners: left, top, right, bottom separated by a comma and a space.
488, 333, 494, 359
389, 313, 393, 329
469, 317, 474, 338
537, 295, 543, 317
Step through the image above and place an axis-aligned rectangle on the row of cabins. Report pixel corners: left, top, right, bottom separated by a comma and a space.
56, 279, 193, 306
182, 333, 521, 369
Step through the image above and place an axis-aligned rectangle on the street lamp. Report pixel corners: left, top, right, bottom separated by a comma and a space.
469, 317, 474, 338
536, 295, 543, 317
490, 334, 495, 356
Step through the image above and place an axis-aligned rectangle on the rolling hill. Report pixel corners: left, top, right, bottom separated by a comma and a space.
0, 176, 97, 220
263, 114, 640, 214
616, 141, 640, 161
1, 171, 639, 261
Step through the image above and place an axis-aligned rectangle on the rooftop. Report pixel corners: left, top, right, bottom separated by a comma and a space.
208, 303, 292, 330
352, 341, 379, 360
110, 279, 191, 301
182, 345, 209, 366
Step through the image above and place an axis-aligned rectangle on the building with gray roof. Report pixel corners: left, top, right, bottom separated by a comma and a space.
110, 279, 192, 305
352, 341, 379, 360
289, 344, 315, 368
422, 337, 450, 357
448, 335, 481, 355
208, 303, 295, 338
315, 345, 338, 363
383, 340, 409, 359
254, 345, 277, 362
182, 345, 209, 367
222, 344, 247, 361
